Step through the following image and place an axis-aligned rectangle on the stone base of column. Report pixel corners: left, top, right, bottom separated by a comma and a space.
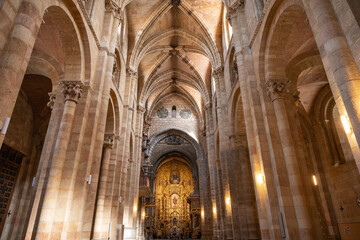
123, 227, 137, 240
116, 224, 125, 240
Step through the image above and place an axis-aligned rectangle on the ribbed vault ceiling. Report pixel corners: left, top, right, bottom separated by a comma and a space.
126, 0, 223, 114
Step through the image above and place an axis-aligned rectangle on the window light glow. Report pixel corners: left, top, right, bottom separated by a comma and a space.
226, 197, 231, 205
312, 175, 317, 186
213, 207, 217, 214
201, 210, 204, 217
228, 23, 233, 39
256, 173, 264, 184
133, 205, 137, 212
340, 115, 352, 134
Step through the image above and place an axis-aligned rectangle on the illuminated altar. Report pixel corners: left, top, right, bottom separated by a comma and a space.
153, 158, 194, 237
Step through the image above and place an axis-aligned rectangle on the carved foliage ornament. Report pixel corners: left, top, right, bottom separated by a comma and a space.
126, 67, 138, 79
105, 0, 121, 16
266, 78, 290, 101
212, 66, 224, 81
60, 81, 83, 104
47, 92, 56, 109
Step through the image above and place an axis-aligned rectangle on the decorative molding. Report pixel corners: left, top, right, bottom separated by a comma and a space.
76, 0, 101, 48
249, 0, 274, 48
47, 92, 56, 109
265, 78, 290, 101
165, 135, 184, 145
104, 134, 114, 148
60, 81, 83, 104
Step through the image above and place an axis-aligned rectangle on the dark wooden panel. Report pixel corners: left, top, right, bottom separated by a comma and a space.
0, 144, 23, 235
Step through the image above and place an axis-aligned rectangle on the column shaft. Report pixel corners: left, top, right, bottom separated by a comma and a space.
36, 82, 82, 240
302, 0, 360, 171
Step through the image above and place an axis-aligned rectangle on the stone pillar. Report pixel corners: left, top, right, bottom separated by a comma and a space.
266, 78, 314, 240
0, 0, 43, 147
213, 66, 234, 239
122, 69, 139, 240
203, 104, 216, 239
93, 134, 114, 239
75, 3, 122, 239
229, 3, 307, 239
302, 0, 360, 171
35, 81, 83, 240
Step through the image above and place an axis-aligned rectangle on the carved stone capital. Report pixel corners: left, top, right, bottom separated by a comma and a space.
227, 0, 244, 22
212, 66, 224, 80
47, 92, 56, 109
105, 0, 121, 17
60, 81, 83, 104
126, 67, 138, 79
266, 78, 290, 101
104, 134, 114, 148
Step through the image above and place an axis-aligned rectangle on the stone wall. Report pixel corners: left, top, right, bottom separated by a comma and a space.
4, 90, 33, 156
149, 94, 200, 139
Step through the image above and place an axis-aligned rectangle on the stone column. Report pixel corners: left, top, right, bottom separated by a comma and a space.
227, 3, 277, 239
35, 81, 82, 240
266, 78, 314, 240
302, 0, 360, 171
0, 0, 43, 147
213, 67, 234, 239
76, 3, 122, 239
122, 69, 139, 240
93, 134, 114, 239
203, 103, 217, 239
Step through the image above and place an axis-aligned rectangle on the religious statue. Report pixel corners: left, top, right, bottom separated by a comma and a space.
172, 194, 178, 208
170, 167, 180, 184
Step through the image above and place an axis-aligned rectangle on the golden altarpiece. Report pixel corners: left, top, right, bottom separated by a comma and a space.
145, 158, 199, 237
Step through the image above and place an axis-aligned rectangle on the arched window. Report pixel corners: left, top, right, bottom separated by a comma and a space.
223, 7, 233, 52
83, 0, 95, 16
315, 87, 355, 165
212, 77, 216, 95
118, 21, 122, 40
172, 106, 176, 118
229, 48, 238, 86
253, 0, 265, 18
112, 52, 121, 88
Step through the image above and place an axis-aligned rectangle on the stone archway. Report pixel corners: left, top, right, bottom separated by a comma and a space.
140, 127, 212, 238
